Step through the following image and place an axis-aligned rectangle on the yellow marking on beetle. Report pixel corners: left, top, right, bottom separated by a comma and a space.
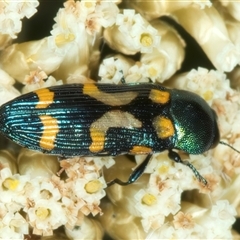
89, 110, 142, 153
39, 115, 59, 150
89, 128, 105, 153
130, 146, 152, 155
153, 116, 174, 139
35, 88, 54, 109
83, 83, 138, 106
149, 89, 170, 104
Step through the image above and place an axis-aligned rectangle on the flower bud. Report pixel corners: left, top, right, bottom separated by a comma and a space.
65, 216, 103, 240
0, 150, 17, 174
17, 149, 59, 178
173, 7, 239, 72
0, 38, 64, 83
104, 9, 160, 55
125, 0, 212, 21
99, 199, 146, 239
140, 20, 185, 83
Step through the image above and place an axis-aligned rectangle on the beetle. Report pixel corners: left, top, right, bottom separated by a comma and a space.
0, 82, 231, 186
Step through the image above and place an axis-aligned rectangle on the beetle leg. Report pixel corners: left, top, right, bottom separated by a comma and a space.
117, 70, 125, 84
107, 154, 152, 187
168, 150, 208, 185
58, 156, 66, 161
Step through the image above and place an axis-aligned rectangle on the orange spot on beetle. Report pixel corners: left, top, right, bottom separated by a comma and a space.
149, 89, 170, 104
39, 115, 59, 150
130, 146, 152, 154
83, 83, 98, 96
153, 116, 174, 139
35, 88, 54, 109
89, 128, 105, 153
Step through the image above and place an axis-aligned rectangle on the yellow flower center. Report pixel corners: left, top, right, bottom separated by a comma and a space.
148, 67, 158, 77
2, 178, 19, 191
85, 180, 102, 194
55, 33, 75, 47
84, 2, 95, 8
203, 90, 213, 101
158, 164, 169, 174
141, 193, 157, 206
140, 33, 153, 47
35, 207, 50, 221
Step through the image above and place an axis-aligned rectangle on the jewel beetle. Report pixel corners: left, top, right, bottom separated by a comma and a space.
0, 83, 236, 186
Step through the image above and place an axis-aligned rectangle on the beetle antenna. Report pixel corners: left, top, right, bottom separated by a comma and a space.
219, 141, 240, 154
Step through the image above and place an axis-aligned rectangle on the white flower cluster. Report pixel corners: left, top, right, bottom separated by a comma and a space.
0, 156, 108, 238
0, 0, 39, 40
0, 0, 239, 239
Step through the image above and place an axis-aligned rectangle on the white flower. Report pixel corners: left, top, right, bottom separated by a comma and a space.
94, 2, 119, 28
0, 12, 22, 39
2, 212, 28, 237
210, 200, 236, 225
0, 0, 39, 39
132, 24, 160, 53
27, 198, 67, 236
139, 55, 168, 83
0, 168, 30, 207
145, 153, 177, 178
104, 9, 160, 54
125, 63, 151, 83
134, 189, 164, 218
0, 226, 24, 240
62, 196, 83, 230
99, 57, 125, 84
140, 20, 185, 83
116, 9, 144, 34
212, 98, 238, 137
74, 173, 107, 204
0, 202, 8, 221
133, 188, 181, 231
8, 0, 39, 18
49, 8, 84, 55
78, 0, 97, 15
64, 0, 119, 35
99, 56, 134, 84
39, 180, 62, 201
0, 202, 28, 239
172, 68, 231, 104
173, 211, 202, 235
188, 154, 213, 175
61, 157, 101, 181
22, 72, 63, 94
85, 156, 116, 169
141, 214, 165, 232
49, 2, 103, 81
